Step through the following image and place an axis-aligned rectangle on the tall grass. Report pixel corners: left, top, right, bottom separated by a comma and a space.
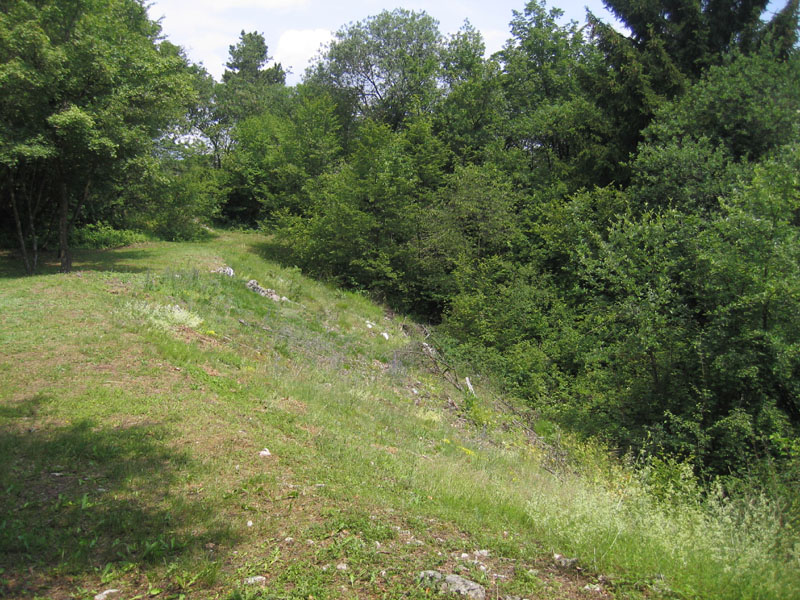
399, 432, 799, 600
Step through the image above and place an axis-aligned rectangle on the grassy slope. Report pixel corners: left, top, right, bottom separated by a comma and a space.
0, 232, 796, 600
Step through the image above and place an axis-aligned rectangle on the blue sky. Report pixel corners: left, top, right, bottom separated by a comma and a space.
146, 0, 621, 84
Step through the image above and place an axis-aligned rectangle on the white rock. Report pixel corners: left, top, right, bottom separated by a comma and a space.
259, 448, 271, 457
247, 520, 253, 527
284, 537, 294, 543
94, 590, 121, 600
474, 549, 490, 558
244, 575, 266, 585
553, 553, 578, 568
381, 332, 390, 340
213, 266, 235, 277
442, 574, 486, 600
419, 572, 485, 600
336, 562, 348, 571
465, 377, 475, 395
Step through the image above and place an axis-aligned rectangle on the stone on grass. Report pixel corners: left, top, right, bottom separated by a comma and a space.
418, 571, 444, 585
246, 280, 288, 302
244, 575, 266, 585
381, 332, 390, 340
418, 571, 486, 600
259, 448, 272, 457
94, 591, 121, 600
553, 553, 578, 568
336, 562, 348, 571
213, 266, 235, 277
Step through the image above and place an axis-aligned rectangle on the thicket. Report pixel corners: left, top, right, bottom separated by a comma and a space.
2, 0, 799, 515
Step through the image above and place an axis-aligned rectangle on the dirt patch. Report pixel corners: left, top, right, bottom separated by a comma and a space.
175, 325, 221, 348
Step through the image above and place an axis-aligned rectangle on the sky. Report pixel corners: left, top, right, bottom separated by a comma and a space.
145, 0, 621, 85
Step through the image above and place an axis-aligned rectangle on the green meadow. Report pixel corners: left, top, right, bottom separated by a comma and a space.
1, 232, 796, 600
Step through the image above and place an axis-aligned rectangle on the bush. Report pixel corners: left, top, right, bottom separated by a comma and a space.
71, 223, 149, 249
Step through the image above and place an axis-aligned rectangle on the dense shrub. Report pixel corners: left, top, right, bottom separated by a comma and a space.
71, 223, 149, 249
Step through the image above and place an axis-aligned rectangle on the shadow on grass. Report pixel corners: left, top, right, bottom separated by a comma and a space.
0, 397, 236, 597
247, 238, 303, 271
0, 247, 160, 279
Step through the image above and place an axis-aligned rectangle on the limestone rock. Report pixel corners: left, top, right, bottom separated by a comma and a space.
418, 570, 444, 585
418, 571, 485, 600
553, 553, 578, 568
213, 266, 235, 277
442, 574, 486, 599
246, 280, 288, 302
94, 591, 121, 600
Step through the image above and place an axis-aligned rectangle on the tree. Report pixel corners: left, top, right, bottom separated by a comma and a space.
498, 1, 612, 190
0, 0, 194, 273
222, 89, 341, 224
218, 30, 286, 123
433, 23, 505, 166
585, 0, 799, 182
630, 50, 800, 211
305, 9, 443, 130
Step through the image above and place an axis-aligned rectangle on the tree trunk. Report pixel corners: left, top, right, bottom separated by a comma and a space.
59, 182, 72, 273
27, 185, 40, 272
9, 181, 33, 275
59, 179, 90, 273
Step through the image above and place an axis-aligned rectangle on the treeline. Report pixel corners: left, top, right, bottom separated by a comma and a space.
2, 0, 800, 487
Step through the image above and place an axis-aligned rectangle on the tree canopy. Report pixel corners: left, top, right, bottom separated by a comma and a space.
1, 0, 195, 272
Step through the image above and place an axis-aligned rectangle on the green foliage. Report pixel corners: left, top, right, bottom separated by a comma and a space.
499, 1, 612, 190
4, 0, 799, 504
219, 30, 286, 121
630, 50, 800, 211
70, 223, 149, 249
639, 50, 800, 163
584, 0, 797, 182
433, 24, 504, 166
306, 9, 443, 129
274, 117, 449, 313
222, 90, 341, 225
0, 0, 196, 272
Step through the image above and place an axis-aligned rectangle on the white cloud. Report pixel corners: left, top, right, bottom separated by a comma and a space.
223, 0, 308, 7
482, 29, 509, 56
158, 0, 308, 12
274, 28, 333, 83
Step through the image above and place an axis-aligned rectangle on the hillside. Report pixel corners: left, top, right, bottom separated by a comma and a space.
0, 233, 796, 600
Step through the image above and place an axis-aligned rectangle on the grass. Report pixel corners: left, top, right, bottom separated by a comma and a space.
0, 231, 797, 599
